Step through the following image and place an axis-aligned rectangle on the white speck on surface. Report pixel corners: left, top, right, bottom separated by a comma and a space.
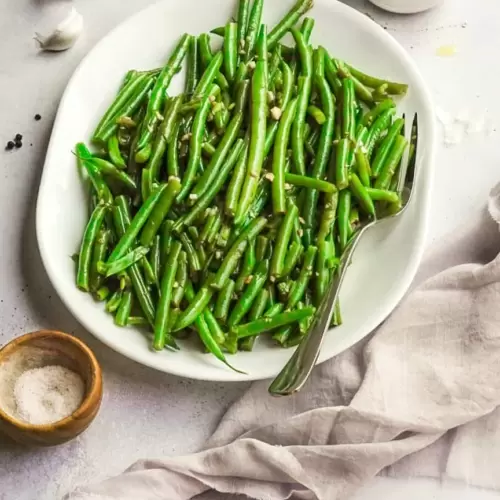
436, 106, 491, 146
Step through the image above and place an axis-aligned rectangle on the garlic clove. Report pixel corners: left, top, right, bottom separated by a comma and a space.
34, 7, 84, 52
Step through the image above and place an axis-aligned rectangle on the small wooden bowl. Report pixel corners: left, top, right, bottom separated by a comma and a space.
0, 330, 102, 446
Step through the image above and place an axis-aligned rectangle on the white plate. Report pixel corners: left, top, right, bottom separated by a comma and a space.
36, 0, 435, 382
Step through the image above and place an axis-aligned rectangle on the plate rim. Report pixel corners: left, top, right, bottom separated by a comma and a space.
36, 0, 436, 382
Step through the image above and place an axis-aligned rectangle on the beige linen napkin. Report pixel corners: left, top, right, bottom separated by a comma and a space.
66, 184, 500, 500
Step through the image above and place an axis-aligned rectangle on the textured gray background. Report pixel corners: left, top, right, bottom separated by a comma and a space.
1, 0, 500, 499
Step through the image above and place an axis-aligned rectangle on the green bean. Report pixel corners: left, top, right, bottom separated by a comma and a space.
95, 286, 110, 302
244, 0, 264, 61
272, 98, 298, 214
324, 55, 342, 96
315, 239, 333, 304
282, 241, 303, 278
181, 139, 245, 228
287, 245, 317, 309
127, 316, 149, 327
300, 17, 315, 43
239, 287, 269, 351
317, 190, 338, 243
234, 26, 268, 225
235, 239, 257, 292
342, 78, 356, 140
135, 143, 152, 164
137, 34, 190, 150
268, 0, 314, 50
145, 229, 159, 277
333, 60, 374, 104
301, 75, 335, 246
234, 306, 315, 339
335, 138, 350, 190
229, 259, 269, 327
106, 184, 165, 264
106, 290, 123, 313
179, 232, 202, 274
90, 157, 137, 191
159, 219, 174, 266
346, 64, 408, 95
365, 187, 399, 203
284, 173, 336, 193
371, 117, 404, 177
226, 138, 249, 216
193, 53, 223, 98
270, 202, 298, 279
306, 105, 326, 125
354, 149, 371, 187
365, 108, 395, 158
98, 77, 155, 143
349, 205, 360, 233
166, 121, 181, 178
234, 79, 251, 114
113, 200, 156, 325
255, 235, 269, 262
211, 216, 268, 290
349, 173, 375, 216
185, 35, 198, 97
89, 229, 111, 293
177, 84, 220, 202
214, 279, 236, 323
77, 204, 108, 292
92, 73, 149, 142
361, 99, 395, 127
76, 143, 113, 204
99, 246, 150, 277
374, 135, 408, 190
224, 22, 238, 82
337, 189, 351, 252
291, 76, 312, 176
148, 95, 183, 181
198, 33, 213, 69
237, 0, 251, 58
190, 112, 244, 200
114, 290, 133, 327
268, 45, 282, 85
171, 251, 188, 307
153, 240, 182, 351
206, 212, 223, 246
174, 286, 213, 331
108, 134, 126, 169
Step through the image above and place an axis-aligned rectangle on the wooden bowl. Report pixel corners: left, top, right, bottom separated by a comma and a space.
0, 330, 102, 446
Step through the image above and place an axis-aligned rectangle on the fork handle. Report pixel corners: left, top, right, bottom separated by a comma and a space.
268, 230, 365, 396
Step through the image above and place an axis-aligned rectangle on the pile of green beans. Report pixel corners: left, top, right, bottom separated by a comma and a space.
75, 0, 409, 372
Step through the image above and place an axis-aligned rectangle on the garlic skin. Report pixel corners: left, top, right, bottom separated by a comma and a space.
35, 7, 84, 52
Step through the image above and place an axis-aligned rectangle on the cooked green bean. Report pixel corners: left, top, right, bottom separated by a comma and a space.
89, 229, 111, 293
272, 98, 298, 214
154, 240, 182, 351
108, 134, 126, 169
349, 173, 375, 216
287, 245, 317, 309
234, 306, 315, 338
338, 189, 351, 252
374, 135, 408, 190
235, 240, 256, 292
77, 204, 108, 292
214, 278, 236, 323
346, 64, 409, 95
244, 0, 264, 61
137, 33, 190, 151
284, 173, 336, 193
224, 22, 238, 82
270, 202, 299, 279
371, 117, 405, 177
234, 26, 268, 224
229, 259, 269, 327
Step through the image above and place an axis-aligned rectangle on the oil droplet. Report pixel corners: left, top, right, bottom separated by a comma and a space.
436, 44, 457, 57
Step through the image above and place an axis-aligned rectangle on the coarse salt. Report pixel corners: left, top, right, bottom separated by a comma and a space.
13, 365, 85, 425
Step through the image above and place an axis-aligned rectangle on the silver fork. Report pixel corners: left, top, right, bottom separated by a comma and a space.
269, 114, 419, 396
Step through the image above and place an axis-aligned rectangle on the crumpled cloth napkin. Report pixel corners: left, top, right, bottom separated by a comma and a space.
66, 184, 500, 500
